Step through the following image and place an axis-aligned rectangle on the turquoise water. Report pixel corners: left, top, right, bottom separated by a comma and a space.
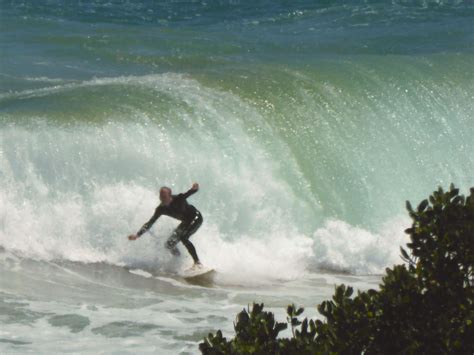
1, 1, 473, 353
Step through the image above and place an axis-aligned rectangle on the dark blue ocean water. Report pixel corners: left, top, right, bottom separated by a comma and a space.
1, 0, 473, 85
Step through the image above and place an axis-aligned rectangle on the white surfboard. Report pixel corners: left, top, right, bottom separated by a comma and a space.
181, 264, 215, 279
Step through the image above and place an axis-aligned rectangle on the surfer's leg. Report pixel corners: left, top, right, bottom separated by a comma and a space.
182, 240, 199, 264
180, 213, 203, 264
165, 228, 182, 256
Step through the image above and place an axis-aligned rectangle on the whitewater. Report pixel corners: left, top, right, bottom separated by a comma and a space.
1, 1, 473, 353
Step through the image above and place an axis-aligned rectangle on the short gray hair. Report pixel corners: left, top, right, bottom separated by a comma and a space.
160, 186, 172, 194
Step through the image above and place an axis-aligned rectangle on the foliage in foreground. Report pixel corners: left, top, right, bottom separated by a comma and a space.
200, 185, 474, 354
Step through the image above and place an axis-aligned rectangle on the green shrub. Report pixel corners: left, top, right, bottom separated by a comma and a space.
199, 185, 474, 354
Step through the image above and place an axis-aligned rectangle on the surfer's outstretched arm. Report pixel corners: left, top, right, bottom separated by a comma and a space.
182, 182, 199, 198
129, 207, 162, 240
138, 207, 162, 236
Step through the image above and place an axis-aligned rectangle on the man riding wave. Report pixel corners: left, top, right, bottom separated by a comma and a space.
128, 183, 203, 266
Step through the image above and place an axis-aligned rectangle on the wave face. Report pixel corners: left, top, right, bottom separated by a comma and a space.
1, 1, 474, 279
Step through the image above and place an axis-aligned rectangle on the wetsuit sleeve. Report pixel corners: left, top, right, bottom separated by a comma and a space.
137, 207, 162, 236
182, 188, 198, 199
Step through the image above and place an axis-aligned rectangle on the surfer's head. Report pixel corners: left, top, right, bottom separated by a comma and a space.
159, 186, 173, 205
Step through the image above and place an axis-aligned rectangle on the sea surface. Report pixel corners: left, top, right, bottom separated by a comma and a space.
1, 0, 473, 353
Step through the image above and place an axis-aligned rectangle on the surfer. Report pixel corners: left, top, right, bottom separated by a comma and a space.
128, 183, 203, 266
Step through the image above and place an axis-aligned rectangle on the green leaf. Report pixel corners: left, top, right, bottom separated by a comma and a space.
417, 199, 429, 212
287, 304, 294, 316
295, 307, 304, 316
345, 286, 354, 297
400, 247, 410, 261
291, 318, 302, 326
449, 188, 459, 198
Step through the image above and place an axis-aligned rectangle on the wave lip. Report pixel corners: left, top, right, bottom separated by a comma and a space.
0, 73, 186, 102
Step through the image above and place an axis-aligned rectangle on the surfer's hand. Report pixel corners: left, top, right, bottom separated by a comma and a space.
128, 234, 139, 241
191, 182, 199, 191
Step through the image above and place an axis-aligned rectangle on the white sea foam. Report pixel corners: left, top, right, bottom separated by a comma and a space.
311, 216, 410, 274
0, 178, 409, 282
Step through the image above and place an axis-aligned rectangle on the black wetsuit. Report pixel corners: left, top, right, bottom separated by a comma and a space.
137, 189, 203, 263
